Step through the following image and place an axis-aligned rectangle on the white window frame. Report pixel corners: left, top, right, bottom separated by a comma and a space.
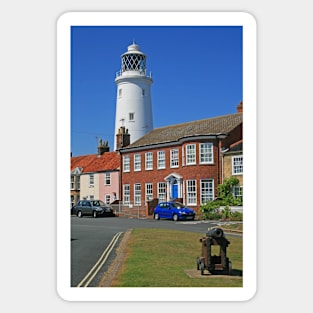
134, 183, 141, 205
134, 154, 141, 171
145, 183, 153, 201
233, 185, 243, 201
232, 155, 243, 175
186, 144, 196, 165
200, 179, 214, 205
123, 184, 130, 204
157, 151, 166, 169
170, 149, 179, 168
105, 194, 111, 204
89, 174, 94, 187
123, 155, 130, 172
158, 182, 166, 202
71, 176, 74, 189
186, 180, 197, 205
145, 152, 153, 170
105, 172, 111, 185
200, 143, 213, 164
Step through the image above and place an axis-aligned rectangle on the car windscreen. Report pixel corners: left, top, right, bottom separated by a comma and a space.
92, 200, 106, 206
172, 202, 184, 208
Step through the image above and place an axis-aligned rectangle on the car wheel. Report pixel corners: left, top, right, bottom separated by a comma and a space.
154, 213, 160, 220
77, 211, 83, 218
172, 214, 178, 221
92, 211, 97, 218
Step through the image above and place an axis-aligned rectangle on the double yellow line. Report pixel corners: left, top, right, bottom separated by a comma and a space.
77, 231, 123, 287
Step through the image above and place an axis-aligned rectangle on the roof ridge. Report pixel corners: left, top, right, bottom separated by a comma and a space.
154, 112, 242, 130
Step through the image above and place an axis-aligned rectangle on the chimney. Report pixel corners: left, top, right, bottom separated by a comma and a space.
97, 138, 110, 156
116, 126, 130, 150
237, 101, 243, 113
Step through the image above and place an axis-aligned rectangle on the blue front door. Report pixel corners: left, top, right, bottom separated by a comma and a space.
172, 184, 178, 199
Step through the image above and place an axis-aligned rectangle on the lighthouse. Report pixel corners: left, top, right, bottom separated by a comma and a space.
114, 42, 153, 150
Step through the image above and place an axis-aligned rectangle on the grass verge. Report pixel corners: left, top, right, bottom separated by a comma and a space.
111, 228, 242, 287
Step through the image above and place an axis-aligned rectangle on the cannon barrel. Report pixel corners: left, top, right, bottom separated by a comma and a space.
206, 227, 224, 238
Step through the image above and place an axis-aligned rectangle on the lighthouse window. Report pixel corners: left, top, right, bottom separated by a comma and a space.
118, 89, 122, 97
142, 89, 145, 96
129, 112, 134, 121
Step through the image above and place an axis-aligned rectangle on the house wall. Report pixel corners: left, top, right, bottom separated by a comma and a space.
79, 173, 99, 200
98, 171, 120, 203
222, 124, 242, 148
223, 154, 243, 186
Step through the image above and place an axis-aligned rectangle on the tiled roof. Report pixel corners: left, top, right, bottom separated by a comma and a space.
123, 112, 243, 149
71, 151, 120, 173
226, 140, 243, 153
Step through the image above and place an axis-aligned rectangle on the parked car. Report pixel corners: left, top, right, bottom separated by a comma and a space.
72, 200, 115, 218
153, 201, 195, 221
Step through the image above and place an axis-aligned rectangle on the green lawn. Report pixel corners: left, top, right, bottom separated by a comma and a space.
111, 228, 243, 287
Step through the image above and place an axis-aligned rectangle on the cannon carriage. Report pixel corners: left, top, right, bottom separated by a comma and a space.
196, 227, 232, 275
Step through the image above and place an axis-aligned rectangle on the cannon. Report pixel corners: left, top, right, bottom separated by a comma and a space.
196, 227, 232, 275
206, 227, 224, 238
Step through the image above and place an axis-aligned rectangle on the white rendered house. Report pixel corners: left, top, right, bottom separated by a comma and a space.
114, 42, 153, 149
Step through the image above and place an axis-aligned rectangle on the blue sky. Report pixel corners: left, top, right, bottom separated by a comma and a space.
71, 26, 242, 156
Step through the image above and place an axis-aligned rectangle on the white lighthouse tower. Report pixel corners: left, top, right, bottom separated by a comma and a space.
114, 42, 153, 149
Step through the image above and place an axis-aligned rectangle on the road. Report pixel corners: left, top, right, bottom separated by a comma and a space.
71, 216, 241, 287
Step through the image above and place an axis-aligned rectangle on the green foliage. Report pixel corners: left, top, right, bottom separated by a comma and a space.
221, 206, 232, 219
200, 177, 243, 221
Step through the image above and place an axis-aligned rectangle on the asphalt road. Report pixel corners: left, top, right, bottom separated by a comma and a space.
71, 216, 241, 287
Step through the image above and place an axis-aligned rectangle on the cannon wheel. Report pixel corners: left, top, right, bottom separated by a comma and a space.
200, 261, 205, 275
196, 257, 200, 270
228, 261, 232, 275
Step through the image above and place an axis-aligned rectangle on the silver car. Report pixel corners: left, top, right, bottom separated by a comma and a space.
72, 200, 115, 218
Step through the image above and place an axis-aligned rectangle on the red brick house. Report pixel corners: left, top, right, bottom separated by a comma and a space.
118, 106, 243, 217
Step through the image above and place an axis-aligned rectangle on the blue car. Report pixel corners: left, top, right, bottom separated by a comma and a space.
153, 202, 196, 221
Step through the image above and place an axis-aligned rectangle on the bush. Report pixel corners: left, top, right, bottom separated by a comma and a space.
221, 206, 232, 220
230, 211, 243, 221
199, 177, 243, 221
